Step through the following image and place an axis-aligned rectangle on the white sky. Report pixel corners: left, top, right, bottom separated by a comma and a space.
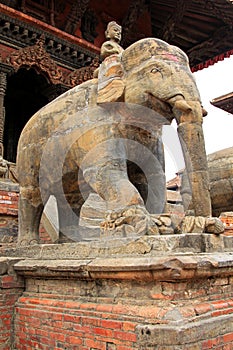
163, 55, 233, 180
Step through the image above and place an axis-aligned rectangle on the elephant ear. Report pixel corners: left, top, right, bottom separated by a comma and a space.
97, 54, 125, 103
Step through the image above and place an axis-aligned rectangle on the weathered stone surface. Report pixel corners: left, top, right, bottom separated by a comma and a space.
208, 147, 233, 216
0, 258, 8, 275
136, 314, 233, 347
11, 251, 233, 284
2, 234, 233, 261
15, 259, 91, 278
181, 216, 224, 234
0, 257, 22, 277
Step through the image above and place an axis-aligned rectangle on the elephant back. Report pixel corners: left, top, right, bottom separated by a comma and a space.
122, 38, 189, 73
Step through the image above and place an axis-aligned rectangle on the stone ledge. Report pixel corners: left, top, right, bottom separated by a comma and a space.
1, 233, 233, 260
0, 180, 19, 192
13, 253, 233, 281
136, 314, 233, 346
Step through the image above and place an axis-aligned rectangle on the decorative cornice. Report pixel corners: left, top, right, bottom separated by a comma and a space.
6, 36, 63, 84
4, 38, 99, 88
0, 6, 99, 70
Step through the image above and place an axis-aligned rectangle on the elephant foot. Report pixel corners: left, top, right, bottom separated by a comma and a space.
180, 216, 225, 234
17, 237, 39, 247
100, 205, 159, 238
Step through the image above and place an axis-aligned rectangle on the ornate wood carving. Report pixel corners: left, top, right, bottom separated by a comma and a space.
6, 36, 63, 84
159, 0, 190, 42
65, 0, 90, 35
121, 0, 149, 47
0, 10, 98, 70
65, 56, 99, 87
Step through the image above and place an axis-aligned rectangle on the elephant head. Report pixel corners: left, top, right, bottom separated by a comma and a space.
96, 38, 212, 218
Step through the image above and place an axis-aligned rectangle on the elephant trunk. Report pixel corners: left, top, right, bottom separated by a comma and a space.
169, 95, 212, 217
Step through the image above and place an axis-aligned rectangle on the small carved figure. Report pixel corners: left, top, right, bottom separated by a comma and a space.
100, 21, 124, 60
93, 21, 124, 79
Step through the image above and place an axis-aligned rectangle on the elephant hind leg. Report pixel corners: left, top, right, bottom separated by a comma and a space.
17, 187, 45, 246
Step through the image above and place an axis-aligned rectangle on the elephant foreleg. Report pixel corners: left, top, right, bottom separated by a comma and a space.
18, 190, 44, 246
177, 121, 212, 217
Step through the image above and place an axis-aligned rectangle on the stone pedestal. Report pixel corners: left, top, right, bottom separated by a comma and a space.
1, 234, 233, 349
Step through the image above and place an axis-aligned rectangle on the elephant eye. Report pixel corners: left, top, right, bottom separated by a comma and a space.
151, 67, 161, 73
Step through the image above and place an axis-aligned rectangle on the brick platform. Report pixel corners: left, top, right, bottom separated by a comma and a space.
1, 236, 233, 349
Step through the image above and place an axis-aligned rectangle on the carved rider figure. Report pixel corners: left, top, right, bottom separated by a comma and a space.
100, 21, 124, 60
94, 21, 124, 79
96, 21, 125, 103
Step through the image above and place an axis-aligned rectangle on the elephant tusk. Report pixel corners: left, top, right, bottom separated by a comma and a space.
173, 99, 192, 113
167, 95, 192, 113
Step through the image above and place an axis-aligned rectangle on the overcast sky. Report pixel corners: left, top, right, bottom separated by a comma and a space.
163, 55, 233, 180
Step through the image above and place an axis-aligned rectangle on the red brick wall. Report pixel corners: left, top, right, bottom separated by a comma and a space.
13, 274, 233, 349
0, 186, 52, 244
0, 259, 24, 350
14, 297, 137, 349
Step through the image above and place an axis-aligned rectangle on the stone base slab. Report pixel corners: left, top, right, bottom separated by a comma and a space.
1, 233, 233, 260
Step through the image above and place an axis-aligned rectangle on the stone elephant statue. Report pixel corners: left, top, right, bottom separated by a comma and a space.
16, 38, 214, 246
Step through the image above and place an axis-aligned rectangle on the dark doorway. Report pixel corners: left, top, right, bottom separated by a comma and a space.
4, 68, 50, 162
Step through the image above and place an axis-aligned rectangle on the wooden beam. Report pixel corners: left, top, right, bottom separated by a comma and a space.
187, 25, 232, 65
158, 0, 191, 42
192, 0, 233, 28
121, 0, 149, 47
